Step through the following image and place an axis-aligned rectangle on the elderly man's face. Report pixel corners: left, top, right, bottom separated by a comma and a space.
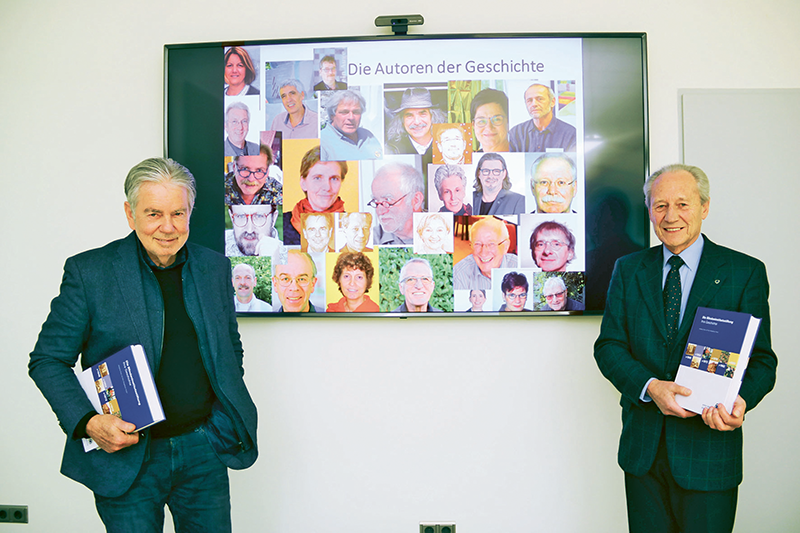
438, 128, 466, 162
648, 170, 709, 255
232, 264, 256, 302
533, 228, 574, 272
125, 182, 191, 268
302, 215, 332, 253
301, 161, 343, 211
273, 253, 317, 312
533, 158, 577, 213
400, 262, 435, 311
402, 108, 433, 144
280, 85, 305, 116
471, 224, 510, 278
371, 170, 416, 238
320, 61, 337, 87
234, 154, 269, 200
231, 204, 275, 256
331, 99, 362, 138
525, 85, 555, 120
544, 284, 567, 311
469, 290, 486, 310
503, 286, 528, 312
225, 108, 249, 147
344, 214, 370, 251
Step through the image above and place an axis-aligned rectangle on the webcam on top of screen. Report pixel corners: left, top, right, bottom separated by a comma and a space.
375, 14, 424, 36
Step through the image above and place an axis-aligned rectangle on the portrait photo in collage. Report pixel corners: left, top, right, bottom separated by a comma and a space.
222, 41, 586, 314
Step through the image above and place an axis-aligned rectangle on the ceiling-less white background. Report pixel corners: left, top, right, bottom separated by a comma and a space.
1, 1, 798, 531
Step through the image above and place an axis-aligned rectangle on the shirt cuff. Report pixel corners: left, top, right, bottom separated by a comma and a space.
640, 378, 657, 403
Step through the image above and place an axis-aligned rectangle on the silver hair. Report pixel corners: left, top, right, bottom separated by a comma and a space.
644, 164, 710, 208
225, 101, 250, 122
398, 257, 433, 286
433, 165, 467, 198
325, 90, 366, 121
542, 276, 567, 296
279, 78, 305, 94
124, 157, 196, 214
387, 107, 447, 143
530, 153, 576, 194
233, 262, 256, 279
374, 162, 425, 198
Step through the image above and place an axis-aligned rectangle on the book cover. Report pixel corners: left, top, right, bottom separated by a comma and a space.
77, 344, 165, 452
675, 307, 761, 415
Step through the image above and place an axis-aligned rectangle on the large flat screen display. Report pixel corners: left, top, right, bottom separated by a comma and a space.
165, 33, 649, 316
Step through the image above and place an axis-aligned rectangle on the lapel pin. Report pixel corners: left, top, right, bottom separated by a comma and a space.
715, 280, 720, 284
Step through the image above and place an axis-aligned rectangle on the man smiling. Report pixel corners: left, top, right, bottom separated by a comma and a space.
393, 258, 442, 313
594, 164, 777, 533
272, 250, 321, 313
271, 79, 318, 139
224, 102, 259, 157
386, 88, 446, 160
453, 216, 518, 290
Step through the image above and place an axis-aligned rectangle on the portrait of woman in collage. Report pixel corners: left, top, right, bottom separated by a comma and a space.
223, 45, 586, 313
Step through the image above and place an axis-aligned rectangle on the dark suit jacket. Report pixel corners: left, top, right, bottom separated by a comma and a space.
594, 236, 777, 491
473, 188, 525, 216
313, 80, 347, 91
29, 232, 258, 497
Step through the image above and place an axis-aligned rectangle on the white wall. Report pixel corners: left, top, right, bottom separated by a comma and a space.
1, 1, 798, 531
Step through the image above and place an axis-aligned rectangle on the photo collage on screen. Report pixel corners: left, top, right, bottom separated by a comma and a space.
222, 39, 587, 313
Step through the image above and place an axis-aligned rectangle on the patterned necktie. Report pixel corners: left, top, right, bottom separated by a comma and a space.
663, 255, 685, 344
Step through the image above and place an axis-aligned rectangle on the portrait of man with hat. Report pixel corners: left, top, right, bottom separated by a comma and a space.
385, 87, 448, 157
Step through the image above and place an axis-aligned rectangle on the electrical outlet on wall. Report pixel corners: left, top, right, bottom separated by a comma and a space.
420, 522, 455, 533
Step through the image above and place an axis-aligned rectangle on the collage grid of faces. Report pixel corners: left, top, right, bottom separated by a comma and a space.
223, 43, 586, 314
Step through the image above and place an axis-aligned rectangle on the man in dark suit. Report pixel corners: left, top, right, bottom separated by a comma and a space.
594, 164, 777, 533
29, 158, 258, 532
313, 55, 346, 91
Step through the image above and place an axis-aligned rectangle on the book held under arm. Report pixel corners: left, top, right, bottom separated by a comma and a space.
675, 307, 761, 415
77, 344, 165, 452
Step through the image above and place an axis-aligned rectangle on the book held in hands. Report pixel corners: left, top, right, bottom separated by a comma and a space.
77, 344, 165, 452
675, 307, 761, 415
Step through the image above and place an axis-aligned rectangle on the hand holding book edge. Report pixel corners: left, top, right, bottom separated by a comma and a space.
647, 379, 697, 418
702, 395, 746, 431
86, 414, 139, 453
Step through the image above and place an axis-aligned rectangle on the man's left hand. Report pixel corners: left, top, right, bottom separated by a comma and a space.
702, 395, 746, 431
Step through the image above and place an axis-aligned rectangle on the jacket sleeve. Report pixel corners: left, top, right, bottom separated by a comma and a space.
29, 256, 97, 437
594, 257, 659, 405
735, 260, 777, 410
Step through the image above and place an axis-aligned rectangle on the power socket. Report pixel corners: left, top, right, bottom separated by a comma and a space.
420, 522, 455, 533
0, 505, 28, 523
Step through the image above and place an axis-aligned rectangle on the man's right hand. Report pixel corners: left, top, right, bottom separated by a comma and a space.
647, 379, 697, 418
85, 414, 139, 453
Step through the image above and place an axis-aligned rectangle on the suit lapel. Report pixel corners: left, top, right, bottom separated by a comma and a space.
636, 246, 669, 342
677, 236, 726, 341
112, 233, 158, 365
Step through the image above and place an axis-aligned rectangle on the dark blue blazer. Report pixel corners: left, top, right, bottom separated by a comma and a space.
594, 236, 777, 491
29, 232, 258, 497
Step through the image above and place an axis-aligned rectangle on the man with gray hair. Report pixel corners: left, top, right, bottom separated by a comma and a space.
270, 79, 318, 139
530, 153, 578, 213
233, 263, 271, 312
509, 81, 577, 152
594, 163, 776, 533
393, 257, 442, 313
540, 276, 584, 311
320, 89, 383, 161
368, 162, 425, 245
29, 157, 258, 531
224, 101, 260, 156
434, 164, 471, 216
386, 87, 446, 158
